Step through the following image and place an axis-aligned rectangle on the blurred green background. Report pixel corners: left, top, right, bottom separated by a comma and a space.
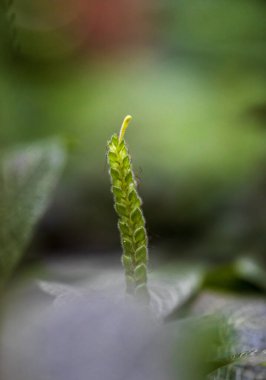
0, 0, 265, 263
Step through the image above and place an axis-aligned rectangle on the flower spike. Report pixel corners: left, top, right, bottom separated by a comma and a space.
107, 116, 149, 302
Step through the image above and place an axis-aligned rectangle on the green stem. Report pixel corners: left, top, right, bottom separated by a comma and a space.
107, 116, 149, 302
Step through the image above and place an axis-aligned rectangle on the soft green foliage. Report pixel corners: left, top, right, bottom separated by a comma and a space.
107, 116, 149, 300
0, 140, 65, 288
2, 0, 19, 53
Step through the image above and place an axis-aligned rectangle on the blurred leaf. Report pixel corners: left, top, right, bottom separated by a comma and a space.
38, 280, 83, 307
192, 291, 266, 379
22, 264, 266, 379
38, 262, 204, 320
209, 350, 266, 380
203, 260, 266, 294
235, 257, 266, 292
0, 141, 65, 287
148, 264, 204, 319
167, 314, 234, 380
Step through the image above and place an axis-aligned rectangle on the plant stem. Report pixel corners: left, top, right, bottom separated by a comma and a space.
107, 116, 149, 302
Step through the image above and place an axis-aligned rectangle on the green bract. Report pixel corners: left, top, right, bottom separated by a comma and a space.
107, 116, 149, 301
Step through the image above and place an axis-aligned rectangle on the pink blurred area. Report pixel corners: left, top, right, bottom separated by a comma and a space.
15, 0, 155, 58
76, 0, 153, 52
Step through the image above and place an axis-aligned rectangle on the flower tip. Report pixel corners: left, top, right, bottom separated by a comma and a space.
124, 115, 132, 123
119, 115, 133, 143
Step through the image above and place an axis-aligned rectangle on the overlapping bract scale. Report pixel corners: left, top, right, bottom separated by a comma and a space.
107, 134, 149, 300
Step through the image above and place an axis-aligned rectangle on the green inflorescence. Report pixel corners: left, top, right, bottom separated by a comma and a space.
107, 116, 149, 301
